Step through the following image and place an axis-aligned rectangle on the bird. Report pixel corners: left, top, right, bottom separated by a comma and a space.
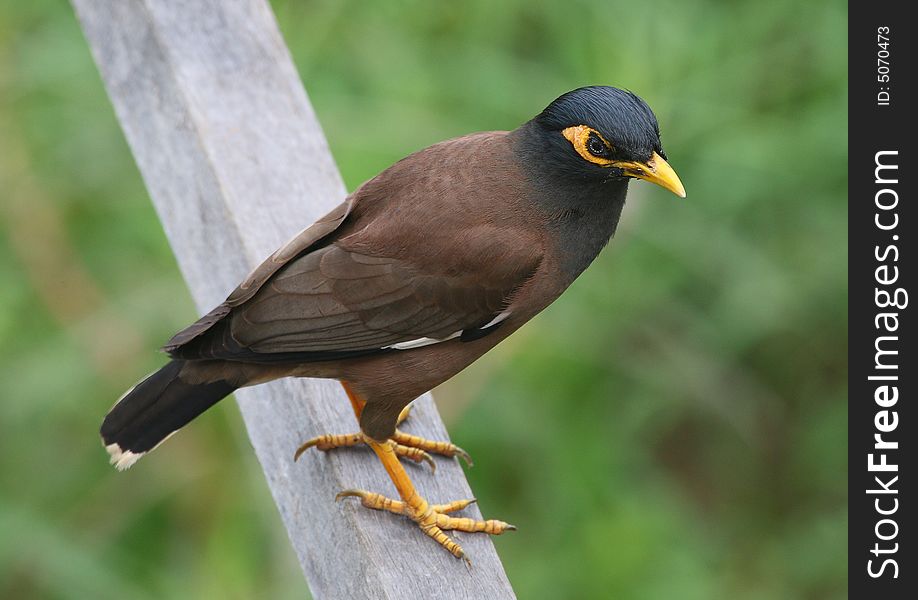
101, 85, 685, 562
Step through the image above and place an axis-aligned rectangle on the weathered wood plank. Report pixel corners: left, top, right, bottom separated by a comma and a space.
69, 1, 516, 598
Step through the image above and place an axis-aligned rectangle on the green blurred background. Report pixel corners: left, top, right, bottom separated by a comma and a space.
0, 0, 847, 598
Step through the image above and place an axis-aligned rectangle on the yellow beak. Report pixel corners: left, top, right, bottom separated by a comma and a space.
613, 151, 686, 198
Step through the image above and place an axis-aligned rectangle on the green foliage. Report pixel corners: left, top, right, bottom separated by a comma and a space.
0, 0, 846, 598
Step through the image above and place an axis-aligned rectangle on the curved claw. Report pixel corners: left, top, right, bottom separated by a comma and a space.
293, 437, 321, 462
454, 446, 474, 468
396, 404, 413, 426
335, 489, 366, 502
335, 489, 406, 514
294, 433, 363, 462
421, 453, 436, 473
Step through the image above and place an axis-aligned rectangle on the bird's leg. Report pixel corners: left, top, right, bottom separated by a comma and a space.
337, 437, 515, 562
295, 380, 514, 561
294, 381, 472, 469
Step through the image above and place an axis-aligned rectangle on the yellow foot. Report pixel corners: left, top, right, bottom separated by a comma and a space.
294, 431, 436, 471
392, 405, 473, 466
293, 405, 472, 471
336, 488, 515, 562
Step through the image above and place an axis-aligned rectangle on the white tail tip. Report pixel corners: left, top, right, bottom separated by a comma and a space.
105, 442, 143, 471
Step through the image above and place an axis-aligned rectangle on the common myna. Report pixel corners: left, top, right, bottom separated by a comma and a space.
102, 86, 685, 561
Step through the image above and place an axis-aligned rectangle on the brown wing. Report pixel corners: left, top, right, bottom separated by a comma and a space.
168, 231, 541, 363
165, 131, 543, 363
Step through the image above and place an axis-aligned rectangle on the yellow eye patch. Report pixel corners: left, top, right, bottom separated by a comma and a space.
561, 125, 614, 166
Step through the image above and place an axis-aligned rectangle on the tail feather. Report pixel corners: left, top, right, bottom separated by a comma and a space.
101, 359, 236, 470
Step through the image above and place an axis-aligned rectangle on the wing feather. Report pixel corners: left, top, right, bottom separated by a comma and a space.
165, 131, 544, 363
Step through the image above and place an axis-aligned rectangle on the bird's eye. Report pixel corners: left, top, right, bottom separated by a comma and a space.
561, 125, 615, 166
586, 133, 610, 158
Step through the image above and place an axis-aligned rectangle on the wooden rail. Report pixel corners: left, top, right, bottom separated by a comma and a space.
70, 1, 516, 597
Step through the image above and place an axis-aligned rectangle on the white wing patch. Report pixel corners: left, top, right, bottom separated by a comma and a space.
386, 331, 461, 350
384, 311, 512, 351
480, 310, 512, 329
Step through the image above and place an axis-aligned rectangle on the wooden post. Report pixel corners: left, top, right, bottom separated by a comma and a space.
70, 1, 516, 598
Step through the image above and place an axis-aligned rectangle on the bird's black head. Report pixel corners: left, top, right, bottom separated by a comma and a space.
517, 86, 685, 197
